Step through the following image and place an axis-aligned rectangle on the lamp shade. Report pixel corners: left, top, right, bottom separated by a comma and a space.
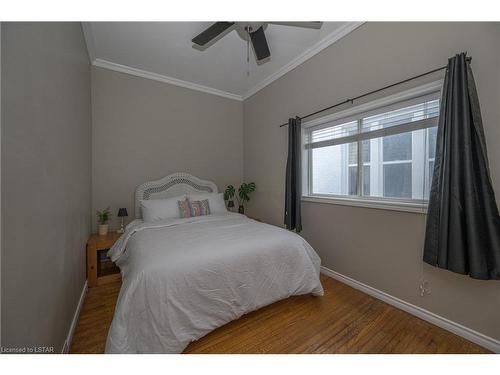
227, 200, 235, 208
118, 208, 128, 217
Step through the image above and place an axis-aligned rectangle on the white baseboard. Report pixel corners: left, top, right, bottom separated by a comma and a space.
320, 266, 500, 353
61, 280, 88, 354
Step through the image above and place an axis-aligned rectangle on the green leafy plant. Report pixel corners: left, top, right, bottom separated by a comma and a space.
224, 185, 236, 201
238, 182, 256, 204
224, 183, 256, 214
96, 207, 111, 225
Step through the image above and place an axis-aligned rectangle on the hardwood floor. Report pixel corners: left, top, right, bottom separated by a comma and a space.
70, 274, 489, 354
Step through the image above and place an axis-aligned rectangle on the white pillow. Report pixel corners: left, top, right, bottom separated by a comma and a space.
188, 192, 227, 214
140, 195, 186, 222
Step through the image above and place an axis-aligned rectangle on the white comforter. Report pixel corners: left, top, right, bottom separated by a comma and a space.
105, 213, 323, 353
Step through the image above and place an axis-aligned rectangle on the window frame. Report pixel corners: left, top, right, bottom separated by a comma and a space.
301, 81, 442, 214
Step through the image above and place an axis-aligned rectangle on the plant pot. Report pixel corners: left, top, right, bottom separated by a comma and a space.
238, 205, 245, 214
98, 224, 109, 236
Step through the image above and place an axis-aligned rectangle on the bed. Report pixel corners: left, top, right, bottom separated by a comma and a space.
105, 172, 324, 353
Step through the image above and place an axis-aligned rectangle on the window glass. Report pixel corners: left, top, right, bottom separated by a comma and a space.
362, 165, 370, 195
362, 139, 370, 163
348, 142, 357, 165
306, 94, 440, 203
348, 166, 358, 196
362, 100, 439, 133
428, 126, 437, 159
383, 133, 412, 162
311, 121, 358, 143
311, 142, 357, 196
383, 163, 412, 198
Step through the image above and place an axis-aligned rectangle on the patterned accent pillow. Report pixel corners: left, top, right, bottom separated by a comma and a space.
190, 199, 211, 217
177, 198, 192, 218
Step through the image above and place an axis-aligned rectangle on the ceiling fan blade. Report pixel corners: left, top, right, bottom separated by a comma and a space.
250, 26, 270, 61
269, 22, 323, 29
192, 22, 235, 46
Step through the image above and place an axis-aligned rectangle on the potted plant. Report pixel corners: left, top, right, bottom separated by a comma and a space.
224, 185, 236, 211
224, 183, 256, 214
97, 207, 111, 236
238, 182, 256, 214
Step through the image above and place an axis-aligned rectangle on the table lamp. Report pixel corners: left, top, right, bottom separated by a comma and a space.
117, 208, 128, 234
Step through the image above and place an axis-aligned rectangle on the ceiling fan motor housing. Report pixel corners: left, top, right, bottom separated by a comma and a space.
236, 22, 266, 33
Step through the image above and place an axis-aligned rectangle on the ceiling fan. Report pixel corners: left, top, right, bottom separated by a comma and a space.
191, 22, 323, 62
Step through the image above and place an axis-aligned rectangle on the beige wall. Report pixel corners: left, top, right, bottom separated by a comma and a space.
1, 23, 91, 352
91, 67, 243, 230
243, 22, 500, 341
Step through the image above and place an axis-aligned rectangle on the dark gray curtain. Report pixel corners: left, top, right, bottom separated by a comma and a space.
284, 117, 302, 232
424, 53, 500, 280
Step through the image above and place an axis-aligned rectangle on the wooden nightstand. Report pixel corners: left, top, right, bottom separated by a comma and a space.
86, 232, 122, 288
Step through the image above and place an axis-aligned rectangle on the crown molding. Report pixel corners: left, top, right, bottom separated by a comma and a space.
82, 21, 364, 102
92, 59, 244, 101
82, 22, 243, 101
241, 22, 364, 100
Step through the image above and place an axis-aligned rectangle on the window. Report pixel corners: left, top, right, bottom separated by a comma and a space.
303, 84, 441, 210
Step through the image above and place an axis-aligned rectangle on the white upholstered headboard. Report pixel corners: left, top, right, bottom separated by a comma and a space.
135, 172, 218, 219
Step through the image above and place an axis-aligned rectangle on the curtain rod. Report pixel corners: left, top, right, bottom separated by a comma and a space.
279, 56, 472, 127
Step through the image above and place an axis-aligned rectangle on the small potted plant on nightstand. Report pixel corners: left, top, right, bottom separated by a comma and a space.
96, 207, 111, 236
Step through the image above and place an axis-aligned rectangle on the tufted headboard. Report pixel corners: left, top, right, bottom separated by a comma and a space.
135, 172, 218, 219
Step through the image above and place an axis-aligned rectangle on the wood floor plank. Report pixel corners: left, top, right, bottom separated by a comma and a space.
70, 274, 490, 354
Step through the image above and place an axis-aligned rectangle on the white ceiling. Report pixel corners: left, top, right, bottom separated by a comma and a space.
83, 22, 362, 100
